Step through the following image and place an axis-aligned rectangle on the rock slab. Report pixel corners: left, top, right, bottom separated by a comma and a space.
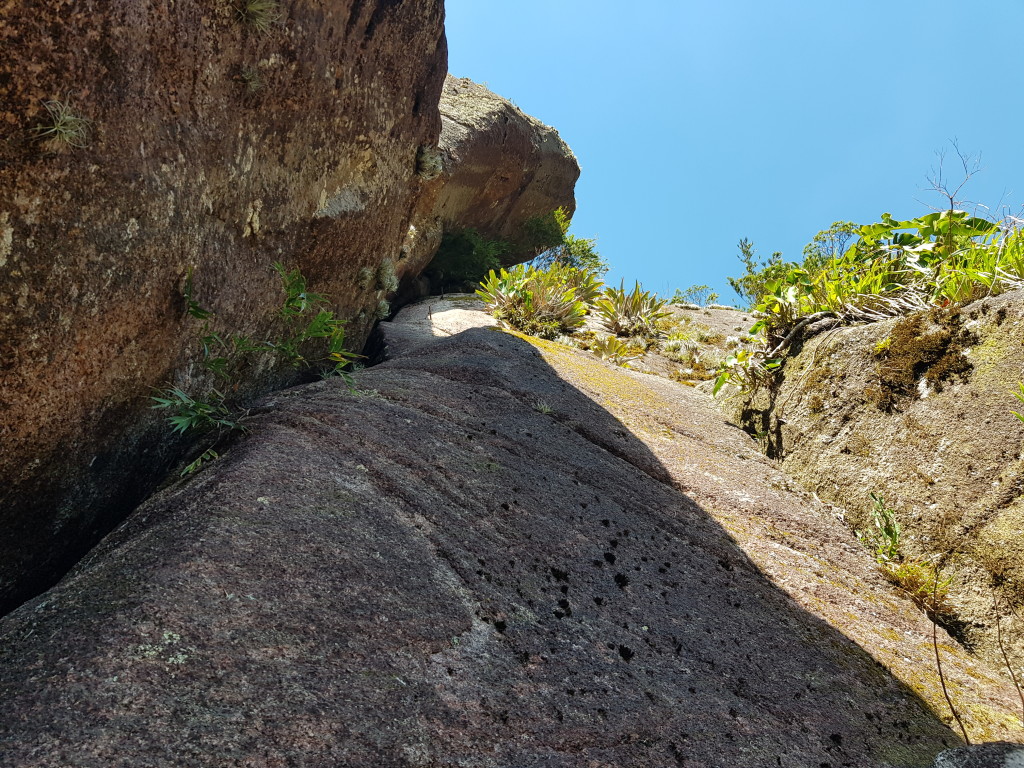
2, 302, 1021, 766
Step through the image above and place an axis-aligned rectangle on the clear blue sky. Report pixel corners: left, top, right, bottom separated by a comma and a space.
445, 0, 1024, 305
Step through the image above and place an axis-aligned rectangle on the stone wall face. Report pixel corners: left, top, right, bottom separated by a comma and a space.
0, 0, 447, 613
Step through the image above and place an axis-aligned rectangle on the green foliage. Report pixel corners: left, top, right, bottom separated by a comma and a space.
716, 209, 1023, 398
801, 221, 859, 273
858, 493, 902, 563
181, 449, 220, 476
154, 264, 357, 437
269, 261, 353, 371
476, 263, 600, 339
182, 267, 214, 320
34, 99, 90, 153
594, 281, 671, 339
151, 388, 239, 435
273, 262, 328, 319
727, 238, 789, 309
672, 284, 720, 306
235, 0, 281, 33
711, 348, 780, 397
429, 229, 508, 287
856, 494, 951, 615
376, 259, 399, 293
522, 209, 567, 253
528, 208, 608, 275
589, 335, 641, 367
1011, 383, 1024, 425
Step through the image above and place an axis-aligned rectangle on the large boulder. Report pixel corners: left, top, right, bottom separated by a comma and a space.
1, 301, 1020, 766
401, 75, 581, 291
729, 289, 1024, 672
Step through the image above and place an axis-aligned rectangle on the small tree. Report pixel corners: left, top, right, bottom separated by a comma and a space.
672, 284, 719, 306
528, 208, 608, 275
727, 238, 788, 309
802, 221, 858, 274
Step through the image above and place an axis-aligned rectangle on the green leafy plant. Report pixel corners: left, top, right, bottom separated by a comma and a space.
533, 400, 554, 415
476, 263, 601, 339
594, 281, 672, 339
154, 264, 358, 437
589, 335, 641, 367
857, 494, 951, 615
182, 267, 214, 320
728, 238, 790, 309
34, 99, 91, 153
235, 0, 281, 33
1012, 382, 1024, 424
151, 387, 240, 435
181, 448, 220, 476
527, 208, 608, 275
858, 493, 902, 563
712, 348, 780, 397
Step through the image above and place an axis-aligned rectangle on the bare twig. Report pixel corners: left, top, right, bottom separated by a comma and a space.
933, 565, 970, 744
993, 589, 1024, 726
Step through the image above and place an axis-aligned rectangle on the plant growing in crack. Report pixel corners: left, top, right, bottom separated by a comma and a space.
34, 99, 91, 153
152, 263, 359, 475
235, 0, 281, 33
857, 493, 951, 616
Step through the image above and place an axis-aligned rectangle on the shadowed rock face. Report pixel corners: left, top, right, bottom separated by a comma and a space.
2, 304, 1021, 766
0, 0, 447, 613
0, 4, 576, 616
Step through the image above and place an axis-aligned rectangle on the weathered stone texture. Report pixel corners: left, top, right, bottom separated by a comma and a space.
1, 303, 1021, 766
0, 0, 447, 613
730, 289, 1024, 673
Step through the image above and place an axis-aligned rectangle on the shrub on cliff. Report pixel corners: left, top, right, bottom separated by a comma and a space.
527, 208, 608, 275
715, 210, 1024, 397
594, 281, 671, 339
426, 229, 508, 290
476, 263, 601, 338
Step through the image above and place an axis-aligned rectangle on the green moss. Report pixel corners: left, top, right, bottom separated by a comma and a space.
867, 308, 977, 411
802, 365, 833, 392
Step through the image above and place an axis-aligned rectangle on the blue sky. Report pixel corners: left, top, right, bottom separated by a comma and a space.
445, 0, 1024, 305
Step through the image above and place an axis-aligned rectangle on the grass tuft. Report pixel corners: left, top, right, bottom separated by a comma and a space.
235, 0, 282, 33
34, 99, 90, 153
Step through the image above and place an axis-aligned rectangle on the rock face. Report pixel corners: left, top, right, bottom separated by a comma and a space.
1, 301, 1021, 767
0, 0, 446, 614
0, 5, 578, 616
730, 289, 1024, 671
